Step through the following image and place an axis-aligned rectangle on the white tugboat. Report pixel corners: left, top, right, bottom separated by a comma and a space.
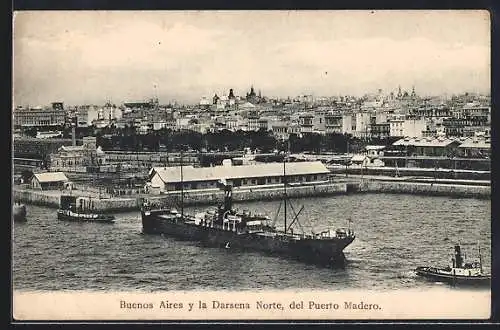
415, 244, 490, 286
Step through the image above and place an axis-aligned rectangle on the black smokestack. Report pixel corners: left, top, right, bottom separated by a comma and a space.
454, 245, 463, 268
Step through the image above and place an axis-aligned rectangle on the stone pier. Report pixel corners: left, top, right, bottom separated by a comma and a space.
12, 179, 489, 212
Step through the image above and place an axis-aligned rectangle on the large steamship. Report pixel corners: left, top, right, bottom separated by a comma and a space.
141, 156, 355, 266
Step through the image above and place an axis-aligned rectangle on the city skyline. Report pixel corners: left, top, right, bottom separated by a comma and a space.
13, 10, 490, 106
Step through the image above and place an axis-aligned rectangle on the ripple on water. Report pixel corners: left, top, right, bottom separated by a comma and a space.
12, 195, 491, 291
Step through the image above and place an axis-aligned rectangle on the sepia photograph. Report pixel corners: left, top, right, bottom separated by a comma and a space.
12, 10, 491, 321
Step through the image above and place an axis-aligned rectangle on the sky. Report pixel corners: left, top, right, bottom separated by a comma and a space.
13, 10, 490, 106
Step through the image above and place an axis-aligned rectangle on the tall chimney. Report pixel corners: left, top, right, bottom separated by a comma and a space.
71, 123, 76, 146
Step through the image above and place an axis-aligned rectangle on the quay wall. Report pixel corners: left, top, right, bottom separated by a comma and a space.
146, 183, 348, 210
13, 189, 61, 208
12, 183, 348, 212
13, 180, 490, 212
354, 180, 490, 199
328, 166, 490, 180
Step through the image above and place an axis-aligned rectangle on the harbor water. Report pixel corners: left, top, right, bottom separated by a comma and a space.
12, 194, 491, 292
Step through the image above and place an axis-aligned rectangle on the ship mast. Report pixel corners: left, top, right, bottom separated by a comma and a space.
283, 139, 290, 234
180, 148, 184, 221
478, 243, 483, 273
283, 153, 287, 234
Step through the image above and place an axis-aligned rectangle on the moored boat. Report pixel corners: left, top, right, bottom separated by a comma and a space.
13, 202, 27, 222
57, 195, 115, 223
415, 244, 490, 286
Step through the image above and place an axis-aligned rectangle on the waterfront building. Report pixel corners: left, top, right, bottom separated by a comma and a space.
313, 113, 326, 134
403, 119, 427, 138
31, 171, 69, 190
104, 151, 198, 169
298, 112, 315, 134
271, 121, 290, 141
123, 100, 157, 111
49, 137, 106, 172
369, 123, 390, 139
350, 145, 386, 168
75, 105, 99, 127
457, 137, 491, 158
247, 114, 260, 131
288, 122, 302, 137
389, 118, 427, 138
341, 114, 353, 135
392, 137, 461, 157
324, 111, 343, 134
258, 117, 270, 131
460, 103, 490, 119
98, 102, 123, 122
13, 103, 67, 128
443, 115, 490, 137
224, 115, 245, 131
146, 161, 330, 194
352, 112, 371, 138
410, 104, 452, 119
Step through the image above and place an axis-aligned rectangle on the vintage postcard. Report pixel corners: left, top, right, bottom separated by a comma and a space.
12, 10, 491, 321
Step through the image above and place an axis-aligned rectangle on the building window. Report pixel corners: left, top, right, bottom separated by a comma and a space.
251, 179, 256, 184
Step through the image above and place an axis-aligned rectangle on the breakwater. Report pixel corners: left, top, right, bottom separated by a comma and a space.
13, 178, 490, 212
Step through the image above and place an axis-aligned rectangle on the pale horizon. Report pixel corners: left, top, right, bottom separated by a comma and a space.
13, 10, 491, 107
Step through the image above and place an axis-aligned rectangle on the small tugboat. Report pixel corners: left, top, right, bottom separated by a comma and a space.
415, 244, 490, 287
13, 202, 27, 222
57, 195, 115, 223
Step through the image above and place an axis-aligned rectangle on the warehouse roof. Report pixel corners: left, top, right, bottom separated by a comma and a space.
458, 138, 490, 149
150, 161, 329, 184
393, 137, 459, 147
32, 172, 68, 183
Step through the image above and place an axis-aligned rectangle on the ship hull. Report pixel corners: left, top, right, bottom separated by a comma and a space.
13, 204, 27, 222
57, 210, 115, 224
142, 211, 353, 266
415, 267, 490, 286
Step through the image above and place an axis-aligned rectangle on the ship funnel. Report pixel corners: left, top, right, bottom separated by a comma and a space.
454, 244, 463, 268
71, 124, 76, 146
217, 179, 233, 213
